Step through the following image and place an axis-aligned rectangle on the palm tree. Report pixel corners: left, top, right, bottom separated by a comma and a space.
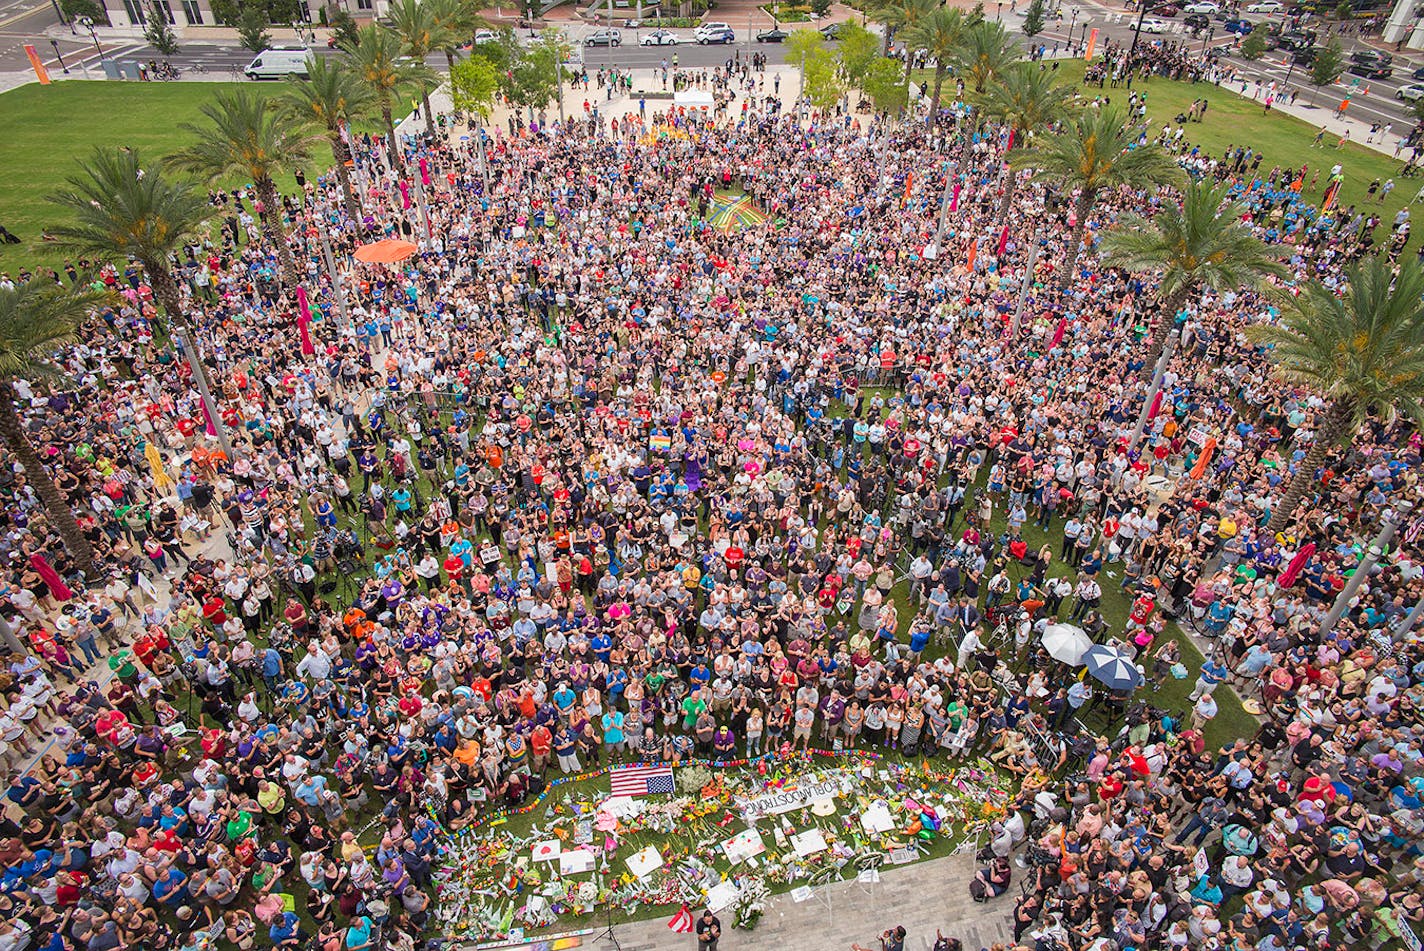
1010, 107, 1184, 292
1248, 255, 1424, 535
902, 8, 971, 117
385, 0, 454, 132
0, 282, 109, 576
876, 0, 939, 112
429, 0, 487, 72
47, 148, 236, 463
168, 88, 320, 290
873, 0, 938, 57
280, 56, 374, 221
1101, 179, 1287, 379
975, 62, 1077, 220
343, 23, 437, 171
954, 19, 1020, 95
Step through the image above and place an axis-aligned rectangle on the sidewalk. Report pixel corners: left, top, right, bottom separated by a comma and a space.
582, 850, 1013, 951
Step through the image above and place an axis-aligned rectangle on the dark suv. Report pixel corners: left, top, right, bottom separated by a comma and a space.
1184, 12, 1210, 31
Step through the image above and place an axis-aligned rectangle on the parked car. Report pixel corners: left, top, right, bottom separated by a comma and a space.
472, 29, 499, 44
819, 21, 845, 39
1245, 0, 1281, 11
695, 26, 736, 43
1274, 31, 1313, 50
1154, 4, 1180, 15
1184, 13, 1210, 31
756, 27, 789, 42
1132, 17, 1168, 32
1222, 18, 1253, 34
1398, 82, 1424, 101
1182, 1, 1219, 13
640, 28, 679, 44
1290, 45, 1316, 65
584, 28, 622, 46
1413, 64, 1424, 80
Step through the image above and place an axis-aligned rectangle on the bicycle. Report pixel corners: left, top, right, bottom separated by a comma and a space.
187, 61, 208, 75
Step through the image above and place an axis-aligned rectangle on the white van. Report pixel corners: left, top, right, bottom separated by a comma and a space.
245, 46, 313, 80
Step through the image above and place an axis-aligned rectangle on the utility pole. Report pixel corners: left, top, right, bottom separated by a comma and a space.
1320, 502, 1412, 638
1009, 230, 1040, 338
933, 162, 953, 247
1129, 331, 1175, 451
176, 324, 236, 461
1396, 590, 1424, 643
414, 172, 431, 242
317, 208, 349, 328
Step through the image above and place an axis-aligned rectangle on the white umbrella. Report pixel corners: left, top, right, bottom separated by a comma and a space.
1041, 623, 1092, 665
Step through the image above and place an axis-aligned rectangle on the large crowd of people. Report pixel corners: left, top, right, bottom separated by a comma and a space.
0, 51, 1420, 951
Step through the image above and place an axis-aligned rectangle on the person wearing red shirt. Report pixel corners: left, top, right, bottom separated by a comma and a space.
470, 676, 492, 701
529, 724, 553, 772
397, 690, 423, 719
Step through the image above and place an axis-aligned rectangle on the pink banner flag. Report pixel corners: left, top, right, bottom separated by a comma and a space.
1148, 390, 1163, 420
1051, 317, 1067, 348
399, 180, 411, 210
998, 225, 1010, 257
295, 286, 316, 357
419, 157, 431, 186
200, 396, 218, 437
950, 182, 961, 212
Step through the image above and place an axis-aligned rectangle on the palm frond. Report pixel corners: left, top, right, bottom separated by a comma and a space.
46, 147, 210, 267
0, 282, 110, 381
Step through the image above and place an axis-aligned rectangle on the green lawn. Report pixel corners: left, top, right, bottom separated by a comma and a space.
0, 81, 331, 273
1055, 58, 1418, 247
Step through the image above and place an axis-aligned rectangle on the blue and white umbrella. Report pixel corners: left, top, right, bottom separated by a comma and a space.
1083, 644, 1145, 690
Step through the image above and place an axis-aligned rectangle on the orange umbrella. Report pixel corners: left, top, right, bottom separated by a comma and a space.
353, 238, 418, 264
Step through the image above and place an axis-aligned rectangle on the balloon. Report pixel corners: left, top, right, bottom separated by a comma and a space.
907, 820, 922, 835
917, 829, 936, 840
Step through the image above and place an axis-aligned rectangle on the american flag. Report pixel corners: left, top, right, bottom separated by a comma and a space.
610, 764, 675, 797
667, 903, 694, 933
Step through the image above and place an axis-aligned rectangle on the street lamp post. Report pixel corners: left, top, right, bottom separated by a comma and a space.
77, 16, 103, 60
1127, 0, 1164, 59
1069, 8, 1078, 48
49, 38, 69, 73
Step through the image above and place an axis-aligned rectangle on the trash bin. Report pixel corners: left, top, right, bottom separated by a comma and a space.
101, 59, 121, 80
120, 60, 141, 80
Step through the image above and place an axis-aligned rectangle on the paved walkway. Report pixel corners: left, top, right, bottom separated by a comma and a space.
583, 852, 1013, 951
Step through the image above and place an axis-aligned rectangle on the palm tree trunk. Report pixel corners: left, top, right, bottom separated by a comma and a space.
0, 378, 93, 577
423, 90, 436, 133
1058, 189, 1096, 293
997, 166, 1018, 221
1140, 284, 1191, 382
930, 64, 945, 120
145, 260, 238, 462
1266, 400, 1353, 535
383, 102, 403, 171
330, 130, 361, 222
255, 177, 299, 290
445, 49, 456, 73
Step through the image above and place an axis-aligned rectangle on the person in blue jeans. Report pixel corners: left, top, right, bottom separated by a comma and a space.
1174, 795, 1228, 847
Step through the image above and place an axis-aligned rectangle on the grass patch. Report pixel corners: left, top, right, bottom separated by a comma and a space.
0, 81, 336, 273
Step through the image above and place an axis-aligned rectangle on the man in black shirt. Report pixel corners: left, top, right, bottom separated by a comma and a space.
694, 909, 721, 951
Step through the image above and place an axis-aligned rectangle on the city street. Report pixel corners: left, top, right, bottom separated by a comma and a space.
0, 0, 1421, 133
